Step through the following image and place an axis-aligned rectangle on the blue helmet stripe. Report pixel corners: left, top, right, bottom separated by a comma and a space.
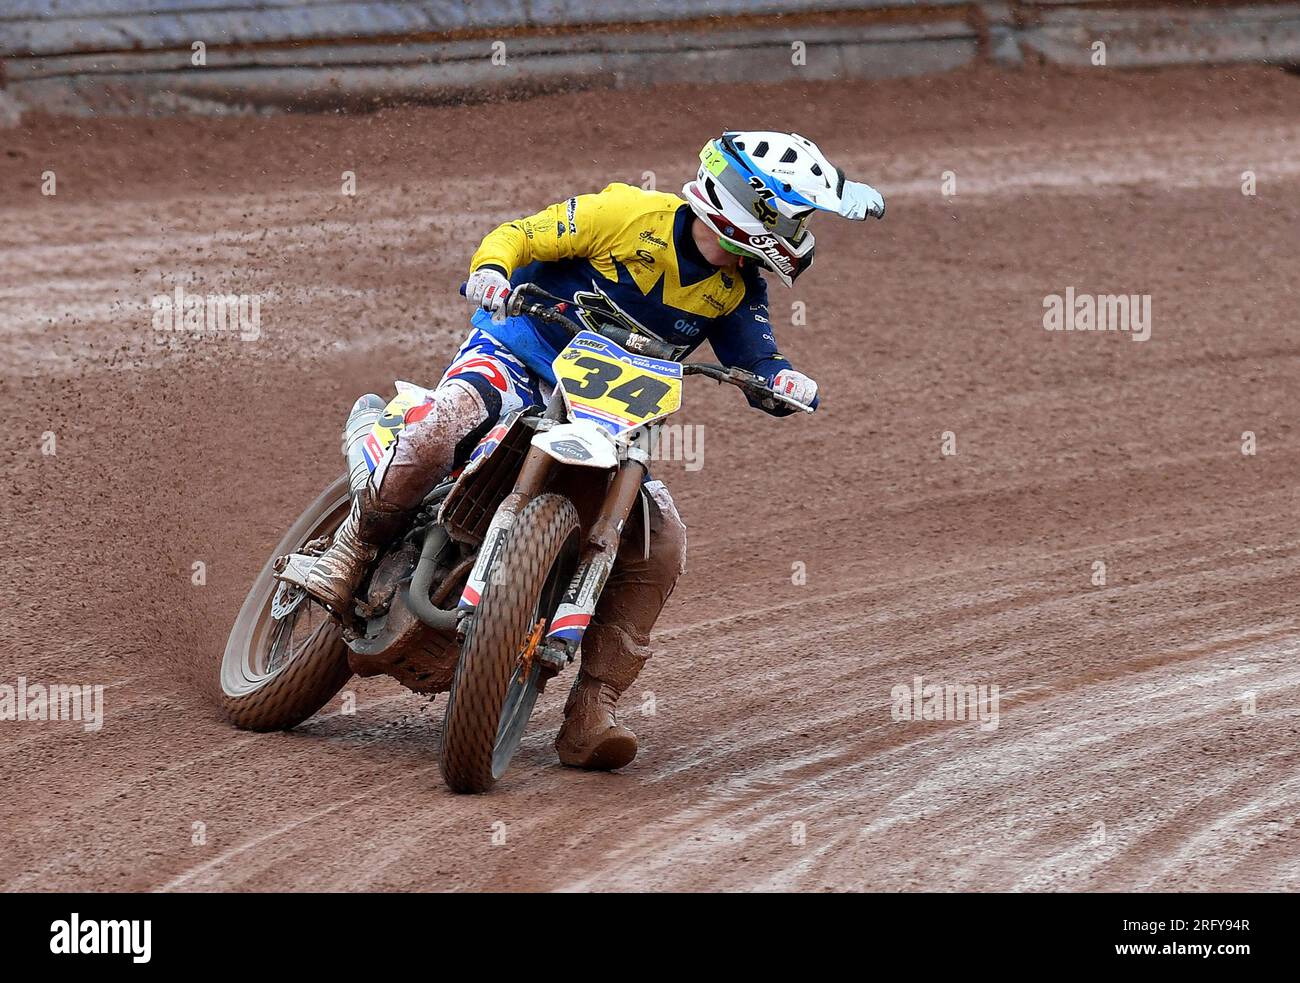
718, 135, 821, 210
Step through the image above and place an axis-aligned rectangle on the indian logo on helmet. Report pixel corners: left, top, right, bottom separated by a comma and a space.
746, 235, 797, 276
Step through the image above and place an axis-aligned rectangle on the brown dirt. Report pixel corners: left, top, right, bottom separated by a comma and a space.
2, 64, 1298, 892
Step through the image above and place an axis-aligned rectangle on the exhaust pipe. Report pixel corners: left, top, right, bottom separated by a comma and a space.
342, 393, 386, 497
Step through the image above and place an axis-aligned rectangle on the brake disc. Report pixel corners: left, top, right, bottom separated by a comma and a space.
271, 579, 308, 620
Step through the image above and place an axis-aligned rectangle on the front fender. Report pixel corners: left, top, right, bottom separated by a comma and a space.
531, 421, 619, 469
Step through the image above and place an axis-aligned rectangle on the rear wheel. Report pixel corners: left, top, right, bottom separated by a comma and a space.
220, 477, 354, 730
439, 493, 581, 793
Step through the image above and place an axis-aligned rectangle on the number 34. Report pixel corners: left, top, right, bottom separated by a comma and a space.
562, 356, 671, 418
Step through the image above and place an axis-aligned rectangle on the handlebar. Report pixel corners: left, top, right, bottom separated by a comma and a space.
458, 281, 814, 414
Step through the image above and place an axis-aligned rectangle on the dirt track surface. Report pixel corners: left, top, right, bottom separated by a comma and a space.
2, 66, 1299, 892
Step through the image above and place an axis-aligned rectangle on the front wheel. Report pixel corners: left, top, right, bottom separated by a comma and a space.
220, 477, 354, 730
439, 493, 581, 793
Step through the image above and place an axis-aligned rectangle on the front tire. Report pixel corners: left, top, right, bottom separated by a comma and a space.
440, 493, 581, 793
220, 477, 354, 730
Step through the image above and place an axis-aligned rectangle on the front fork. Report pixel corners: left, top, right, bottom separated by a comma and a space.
541, 457, 646, 671
456, 390, 650, 679
455, 438, 557, 611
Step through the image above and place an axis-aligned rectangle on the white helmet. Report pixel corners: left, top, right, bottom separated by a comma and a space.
682, 131, 885, 287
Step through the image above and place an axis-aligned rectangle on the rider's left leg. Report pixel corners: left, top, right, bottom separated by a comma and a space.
303, 321, 545, 613
303, 377, 491, 612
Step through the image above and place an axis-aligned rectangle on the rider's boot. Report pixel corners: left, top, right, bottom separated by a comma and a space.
555, 480, 686, 770
303, 484, 413, 614
555, 645, 645, 771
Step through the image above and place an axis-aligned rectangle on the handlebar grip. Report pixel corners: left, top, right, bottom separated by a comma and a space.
601, 327, 677, 361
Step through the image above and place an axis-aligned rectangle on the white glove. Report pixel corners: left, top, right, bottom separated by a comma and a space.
465, 268, 511, 324
772, 368, 818, 407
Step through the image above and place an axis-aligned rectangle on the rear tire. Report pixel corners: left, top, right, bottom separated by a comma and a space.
440, 493, 581, 793
220, 477, 354, 731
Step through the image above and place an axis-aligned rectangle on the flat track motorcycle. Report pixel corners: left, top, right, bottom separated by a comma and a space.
219, 283, 811, 792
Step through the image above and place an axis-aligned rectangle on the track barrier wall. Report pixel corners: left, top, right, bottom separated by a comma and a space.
1, 1, 1298, 119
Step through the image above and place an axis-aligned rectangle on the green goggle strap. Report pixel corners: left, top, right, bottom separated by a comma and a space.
718, 238, 761, 261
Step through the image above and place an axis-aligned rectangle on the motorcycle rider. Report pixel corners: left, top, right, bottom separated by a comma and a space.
304, 131, 884, 770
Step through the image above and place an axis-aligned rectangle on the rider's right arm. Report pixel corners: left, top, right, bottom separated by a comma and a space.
467, 183, 648, 277
467, 182, 665, 276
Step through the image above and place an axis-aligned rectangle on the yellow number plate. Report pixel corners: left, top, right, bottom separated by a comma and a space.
553, 331, 683, 435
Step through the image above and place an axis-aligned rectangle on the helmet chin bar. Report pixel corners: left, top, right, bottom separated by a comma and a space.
713, 215, 811, 287
685, 183, 812, 287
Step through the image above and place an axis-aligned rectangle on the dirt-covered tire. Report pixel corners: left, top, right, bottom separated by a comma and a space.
220, 476, 355, 731
440, 493, 581, 793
